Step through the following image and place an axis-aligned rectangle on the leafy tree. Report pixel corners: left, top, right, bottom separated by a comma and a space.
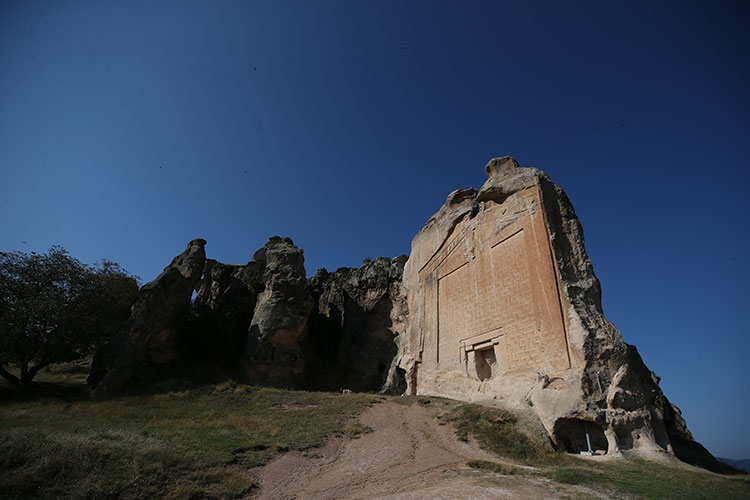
0, 246, 139, 384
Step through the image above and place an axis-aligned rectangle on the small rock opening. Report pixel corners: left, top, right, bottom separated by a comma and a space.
383, 365, 407, 395
474, 347, 497, 381
552, 418, 608, 455
613, 422, 634, 450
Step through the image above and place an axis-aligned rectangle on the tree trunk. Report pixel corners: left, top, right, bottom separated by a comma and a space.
19, 358, 31, 384
0, 365, 20, 385
23, 362, 50, 384
19, 359, 31, 384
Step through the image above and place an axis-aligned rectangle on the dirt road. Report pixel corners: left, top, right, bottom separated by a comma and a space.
252, 398, 607, 500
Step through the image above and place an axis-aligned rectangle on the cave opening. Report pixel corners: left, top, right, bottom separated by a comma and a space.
552, 418, 608, 455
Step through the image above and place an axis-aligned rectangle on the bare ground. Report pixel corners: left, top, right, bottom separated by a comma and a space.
251, 398, 610, 500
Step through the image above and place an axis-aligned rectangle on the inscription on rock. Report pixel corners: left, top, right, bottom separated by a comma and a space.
420, 186, 571, 380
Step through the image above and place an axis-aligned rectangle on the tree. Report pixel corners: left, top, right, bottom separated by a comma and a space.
0, 246, 139, 385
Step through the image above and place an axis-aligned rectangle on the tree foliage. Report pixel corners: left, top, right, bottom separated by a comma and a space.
0, 246, 139, 384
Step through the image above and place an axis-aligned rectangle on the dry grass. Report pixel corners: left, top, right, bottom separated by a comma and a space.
544, 461, 750, 500
3, 363, 749, 500
467, 459, 520, 475
0, 367, 377, 500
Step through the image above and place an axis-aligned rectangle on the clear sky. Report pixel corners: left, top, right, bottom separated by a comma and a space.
1, 1, 748, 459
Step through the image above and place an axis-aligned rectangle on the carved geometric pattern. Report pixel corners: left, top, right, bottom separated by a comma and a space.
423, 186, 570, 376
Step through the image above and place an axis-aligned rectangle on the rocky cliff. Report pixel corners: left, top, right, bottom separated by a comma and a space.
87, 156, 722, 471
304, 256, 408, 393
394, 156, 722, 469
88, 239, 207, 396
243, 237, 314, 387
88, 238, 406, 396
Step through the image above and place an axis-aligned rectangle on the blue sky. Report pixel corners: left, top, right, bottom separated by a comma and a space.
1, 1, 748, 459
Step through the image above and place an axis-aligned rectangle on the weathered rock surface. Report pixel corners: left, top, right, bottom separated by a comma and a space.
187, 256, 265, 367
304, 256, 408, 392
242, 237, 314, 387
85, 160, 722, 472
395, 156, 721, 470
88, 235, 405, 395
88, 239, 206, 396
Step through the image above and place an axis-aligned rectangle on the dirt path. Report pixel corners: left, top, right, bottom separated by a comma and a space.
252, 398, 607, 500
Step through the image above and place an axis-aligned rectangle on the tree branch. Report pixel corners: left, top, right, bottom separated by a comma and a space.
26, 359, 53, 383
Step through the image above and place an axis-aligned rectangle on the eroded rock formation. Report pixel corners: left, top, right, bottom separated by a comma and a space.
243, 237, 314, 387
187, 253, 266, 368
394, 156, 719, 468
88, 237, 406, 396
304, 256, 408, 392
86, 157, 722, 471
88, 238, 207, 396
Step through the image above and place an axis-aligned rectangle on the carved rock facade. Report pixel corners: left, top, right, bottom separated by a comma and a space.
395, 157, 713, 464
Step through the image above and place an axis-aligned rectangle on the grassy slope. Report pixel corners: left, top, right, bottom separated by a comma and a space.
2, 362, 749, 500
0, 363, 377, 500
443, 403, 750, 500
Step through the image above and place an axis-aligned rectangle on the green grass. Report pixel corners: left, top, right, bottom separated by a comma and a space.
440, 401, 750, 500
545, 461, 750, 500
441, 403, 571, 466
0, 371, 377, 500
3, 364, 750, 500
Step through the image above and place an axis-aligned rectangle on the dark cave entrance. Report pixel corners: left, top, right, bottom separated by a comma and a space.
552, 418, 608, 454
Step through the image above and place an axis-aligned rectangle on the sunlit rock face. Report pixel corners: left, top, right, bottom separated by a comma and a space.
394, 156, 717, 466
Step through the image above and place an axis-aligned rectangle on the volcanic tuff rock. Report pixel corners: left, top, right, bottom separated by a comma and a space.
305, 256, 408, 393
86, 156, 721, 472
88, 237, 405, 396
243, 237, 314, 387
393, 156, 721, 469
88, 238, 207, 396
188, 254, 266, 367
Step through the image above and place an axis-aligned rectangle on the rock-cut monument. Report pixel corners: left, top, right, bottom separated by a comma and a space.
396, 157, 709, 463
89, 156, 723, 470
